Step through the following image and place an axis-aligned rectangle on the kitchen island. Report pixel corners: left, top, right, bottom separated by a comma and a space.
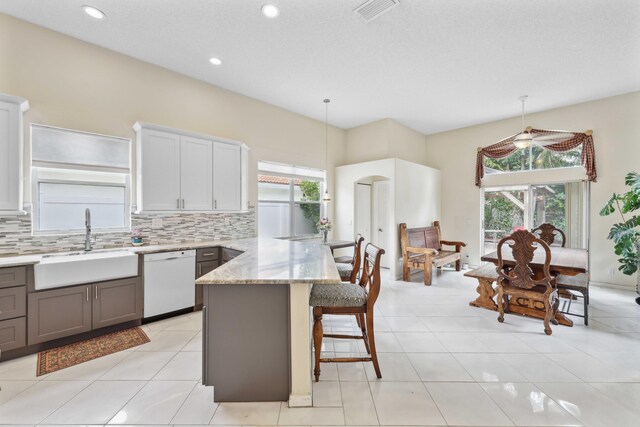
195, 237, 341, 407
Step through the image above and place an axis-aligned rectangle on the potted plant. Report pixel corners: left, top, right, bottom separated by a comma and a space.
131, 227, 144, 246
600, 171, 640, 304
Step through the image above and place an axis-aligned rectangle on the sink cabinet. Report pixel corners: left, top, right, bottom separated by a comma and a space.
92, 277, 143, 329
28, 276, 142, 345
28, 285, 92, 345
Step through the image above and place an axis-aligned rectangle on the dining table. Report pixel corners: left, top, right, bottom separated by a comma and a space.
480, 246, 588, 326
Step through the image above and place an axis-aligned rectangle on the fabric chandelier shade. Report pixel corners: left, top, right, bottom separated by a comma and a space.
475, 128, 597, 186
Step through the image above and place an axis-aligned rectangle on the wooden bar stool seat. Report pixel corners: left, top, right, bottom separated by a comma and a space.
334, 235, 365, 282
310, 243, 385, 381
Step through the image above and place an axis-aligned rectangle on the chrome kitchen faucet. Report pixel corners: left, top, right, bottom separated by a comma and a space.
84, 208, 92, 251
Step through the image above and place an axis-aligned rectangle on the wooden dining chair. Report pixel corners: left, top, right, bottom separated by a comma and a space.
532, 223, 566, 247
310, 243, 385, 381
496, 230, 559, 335
334, 235, 364, 283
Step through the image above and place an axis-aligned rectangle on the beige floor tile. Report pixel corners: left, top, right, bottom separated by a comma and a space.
340, 382, 378, 425
277, 402, 344, 425
369, 381, 445, 425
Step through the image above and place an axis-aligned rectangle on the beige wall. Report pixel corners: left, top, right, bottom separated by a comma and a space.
425, 91, 640, 289
344, 118, 427, 165
0, 14, 346, 220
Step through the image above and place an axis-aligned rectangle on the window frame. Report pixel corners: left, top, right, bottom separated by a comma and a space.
257, 165, 326, 239
483, 144, 584, 176
31, 172, 131, 236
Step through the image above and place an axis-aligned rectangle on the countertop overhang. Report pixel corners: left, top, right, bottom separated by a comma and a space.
196, 238, 342, 285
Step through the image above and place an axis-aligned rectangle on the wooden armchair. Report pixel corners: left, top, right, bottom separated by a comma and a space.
399, 221, 466, 285
496, 230, 559, 335
532, 223, 566, 247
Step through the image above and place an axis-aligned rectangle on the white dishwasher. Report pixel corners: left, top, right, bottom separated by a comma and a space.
144, 250, 196, 318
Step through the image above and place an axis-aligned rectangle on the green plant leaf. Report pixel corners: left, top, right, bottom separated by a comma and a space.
625, 172, 640, 194
599, 193, 619, 216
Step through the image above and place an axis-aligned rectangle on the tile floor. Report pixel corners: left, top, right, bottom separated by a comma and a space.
1, 270, 640, 426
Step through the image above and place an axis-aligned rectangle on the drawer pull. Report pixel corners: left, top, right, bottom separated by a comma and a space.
202, 252, 216, 257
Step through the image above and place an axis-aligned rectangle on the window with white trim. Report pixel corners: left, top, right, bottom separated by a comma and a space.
31, 125, 131, 234
257, 161, 325, 238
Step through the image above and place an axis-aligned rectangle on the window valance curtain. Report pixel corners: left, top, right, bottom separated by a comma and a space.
475, 128, 596, 186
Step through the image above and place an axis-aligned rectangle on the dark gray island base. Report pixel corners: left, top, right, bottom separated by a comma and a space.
196, 238, 341, 406
202, 284, 290, 402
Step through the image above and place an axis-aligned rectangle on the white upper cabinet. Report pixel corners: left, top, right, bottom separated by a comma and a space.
181, 136, 213, 210
138, 128, 181, 211
0, 94, 28, 213
213, 142, 241, 211
134, 122, 248, 212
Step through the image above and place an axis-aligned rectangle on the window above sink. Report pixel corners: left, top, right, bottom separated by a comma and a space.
30, 124, 132, 235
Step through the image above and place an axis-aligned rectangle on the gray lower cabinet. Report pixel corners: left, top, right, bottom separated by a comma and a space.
196, 260, 219, 308
221, 248, 242, 265
0, 266, 26, 289
92, 277, 143, 329
195, 247, 220, 309
0, 317, 26, 351
0, 286, 26, 321
28, 285, 92, 345
28, 276, 143, 345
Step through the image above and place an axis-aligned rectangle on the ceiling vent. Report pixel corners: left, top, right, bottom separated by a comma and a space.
354, 0, 399, 22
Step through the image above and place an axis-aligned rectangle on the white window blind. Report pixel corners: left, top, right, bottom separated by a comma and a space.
31, 124, 131, 172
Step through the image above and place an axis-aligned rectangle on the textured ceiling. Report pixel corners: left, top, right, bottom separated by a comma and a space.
1, 0, 639, 134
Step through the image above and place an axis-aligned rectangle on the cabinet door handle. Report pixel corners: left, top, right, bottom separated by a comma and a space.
214, 200, 217, 209
182, 198, 185, 209
198, 263, 202, 277
95, 285, 98, 300
177, 198, 180, 209
86, 287, 89, 301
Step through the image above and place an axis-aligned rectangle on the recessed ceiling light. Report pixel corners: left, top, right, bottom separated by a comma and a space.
209, 57, 222, 66
82, 5, 106, 20
261, 4, 279, 18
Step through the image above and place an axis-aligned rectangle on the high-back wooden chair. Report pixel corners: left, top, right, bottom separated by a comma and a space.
496, 230, 559, 335
532, 223, 566, 247
334, 234, 365, 283
310, 243, 385, 381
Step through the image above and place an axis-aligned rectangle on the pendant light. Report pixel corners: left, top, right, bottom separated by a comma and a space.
513, 95, 533, 149
322, 98, 332, 202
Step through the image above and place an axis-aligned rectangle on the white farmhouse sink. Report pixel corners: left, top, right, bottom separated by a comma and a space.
34, 250, 139, 290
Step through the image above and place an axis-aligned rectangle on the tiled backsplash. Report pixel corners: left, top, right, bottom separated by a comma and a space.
0, 209, 256, 255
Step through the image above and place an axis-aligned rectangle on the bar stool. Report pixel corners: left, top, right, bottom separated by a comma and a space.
310, 243, 385, 381
334, 235, 364, 283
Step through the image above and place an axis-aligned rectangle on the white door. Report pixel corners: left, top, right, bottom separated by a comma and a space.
0, 100, 20, 211
373, 181, 390, 268
140, 129, 181, 211
180, 136, 213, 210
355, 183, 372, 242
213, 142, 241, 211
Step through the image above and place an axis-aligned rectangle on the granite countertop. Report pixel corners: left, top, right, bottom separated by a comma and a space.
0, 238, 343, 287
0, 239, 230, 268
196, 238, 342, 285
